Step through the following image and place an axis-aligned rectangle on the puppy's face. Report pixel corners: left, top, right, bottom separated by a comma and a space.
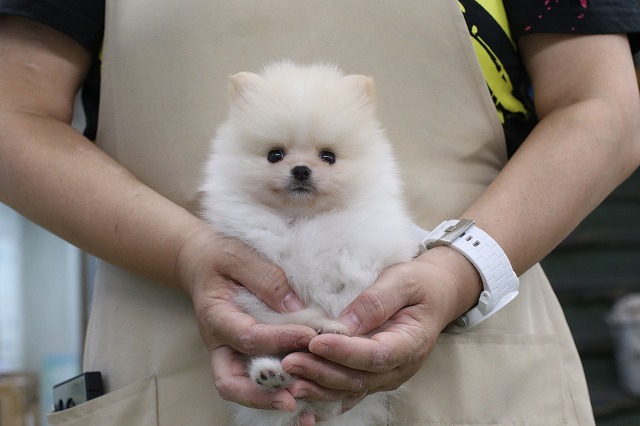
215, 63, 387, 219
249, 143, 344, 217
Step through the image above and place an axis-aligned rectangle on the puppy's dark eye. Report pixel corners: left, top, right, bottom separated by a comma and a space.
267, 149, 285, 163
319, 150, 336, 164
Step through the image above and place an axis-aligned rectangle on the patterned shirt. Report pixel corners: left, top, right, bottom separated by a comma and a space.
1, 0, 639, 153
459, 0, 640, 155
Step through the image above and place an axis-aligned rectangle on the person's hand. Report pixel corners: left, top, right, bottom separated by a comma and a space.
279, 246, 482, 416
175, 225, 318, 411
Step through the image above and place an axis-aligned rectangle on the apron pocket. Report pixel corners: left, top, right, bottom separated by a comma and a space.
392, 333, 571, 425
47, 375, 158, 426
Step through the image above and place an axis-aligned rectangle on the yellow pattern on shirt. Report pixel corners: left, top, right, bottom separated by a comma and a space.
459, 1, 527, 123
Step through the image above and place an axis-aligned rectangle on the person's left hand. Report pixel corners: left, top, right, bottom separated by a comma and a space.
280, 246, 482, 418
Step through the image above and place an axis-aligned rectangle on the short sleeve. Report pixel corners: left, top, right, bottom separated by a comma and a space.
504, 0, 640, 52
0, 0, 105, 57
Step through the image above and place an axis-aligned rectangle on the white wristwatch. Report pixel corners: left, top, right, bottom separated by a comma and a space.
415, 219, 519, 332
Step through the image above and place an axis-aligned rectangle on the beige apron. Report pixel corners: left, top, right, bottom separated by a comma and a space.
48, 1, 594, 424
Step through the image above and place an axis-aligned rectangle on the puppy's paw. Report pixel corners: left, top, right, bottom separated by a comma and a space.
248, 356, 293, 391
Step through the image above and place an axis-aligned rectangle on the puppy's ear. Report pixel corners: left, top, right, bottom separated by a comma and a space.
343, 75, 375, 104
229, 72, 262, 100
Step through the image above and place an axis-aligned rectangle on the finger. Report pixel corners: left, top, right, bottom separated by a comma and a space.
284, 346, 410, 395
205, 308, 316, 355
211, 346, 298, 412
300, 411, 316, 426
194, 275, 316, 355
310, 334, 395, 371
312, 312, 434, 373
286, 377, 355, 403
337, 262, 423, 335
282, 352, 368, 394
217, 238, 304, 313
233, 322, 317, 356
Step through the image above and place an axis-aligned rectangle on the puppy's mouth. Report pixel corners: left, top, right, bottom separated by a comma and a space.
287, 182, 316, 195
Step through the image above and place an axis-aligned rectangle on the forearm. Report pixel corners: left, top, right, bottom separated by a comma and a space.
447, 34, 640, 320
0, 111, 207, 289
465, 34, 640, 277
464, 96, 640, 276
0, 16, 206, 289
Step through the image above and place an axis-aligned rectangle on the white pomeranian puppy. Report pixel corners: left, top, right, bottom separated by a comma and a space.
200, 61, 416, 426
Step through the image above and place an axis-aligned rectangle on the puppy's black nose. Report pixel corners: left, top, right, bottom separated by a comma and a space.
291, 165, 311, 181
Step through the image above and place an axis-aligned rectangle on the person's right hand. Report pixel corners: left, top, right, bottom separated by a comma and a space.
175, 226, 317, 412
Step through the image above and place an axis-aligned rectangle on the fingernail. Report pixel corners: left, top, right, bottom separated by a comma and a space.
339, 311, 360, 334
271, 401, 291, 412
292, 389, 308, 398
283, 363, 302, 375
283, 291, 304, 312
310, 341, 330, 356
295, 335, 312, 349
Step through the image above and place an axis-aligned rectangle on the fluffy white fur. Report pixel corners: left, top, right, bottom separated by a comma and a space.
200, 61, 416, 426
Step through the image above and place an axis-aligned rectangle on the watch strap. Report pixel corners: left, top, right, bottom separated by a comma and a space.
418, 220, 519, 332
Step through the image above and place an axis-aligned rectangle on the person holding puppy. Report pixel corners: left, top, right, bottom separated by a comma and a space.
1, 1, 639, 425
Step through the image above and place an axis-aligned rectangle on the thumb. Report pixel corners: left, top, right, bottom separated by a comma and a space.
337, 264, 414, 335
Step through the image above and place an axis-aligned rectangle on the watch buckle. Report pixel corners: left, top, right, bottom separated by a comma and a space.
425, 219, 475, 249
